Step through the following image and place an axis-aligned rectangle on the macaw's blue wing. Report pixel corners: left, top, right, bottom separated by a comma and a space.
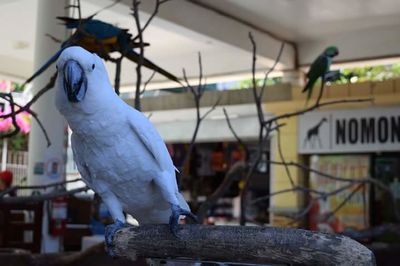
57, 17, 124, 40
83, 20, 125, 40
56, 16, 180, 83
22, 48, 65, 86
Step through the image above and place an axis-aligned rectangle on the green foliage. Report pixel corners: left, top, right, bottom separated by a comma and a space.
334, 63, 400, 84
5, 133, 29, 151
238, 77, 282, 89
12, 82, 26, 92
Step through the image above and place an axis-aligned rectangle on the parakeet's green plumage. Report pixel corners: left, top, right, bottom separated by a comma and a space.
303, 46, 339, 101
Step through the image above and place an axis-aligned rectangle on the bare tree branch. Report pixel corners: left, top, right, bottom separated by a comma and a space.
141, 70, 156, 95
323, 183, 365, 223
0, 73, 57, 119
0, 93, 20, 139
223, 107, 247, 150
200, 96, 221, 120
0, 187, 89, 204
238, 34, 285, 225
130, 0, 172, 110
263, 97, 373, 127
131, 0, 144, 111
259, 42, 285, 99
132, 0, 171, 41
113, 56, 123, 95
275, 127, 295, 187
180, 54, 219, 172
197, 161, 246, 222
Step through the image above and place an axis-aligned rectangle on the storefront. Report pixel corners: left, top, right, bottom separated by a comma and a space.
298, 106, 400, 235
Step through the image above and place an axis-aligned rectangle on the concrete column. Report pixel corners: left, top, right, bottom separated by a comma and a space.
27, 0, 69, 253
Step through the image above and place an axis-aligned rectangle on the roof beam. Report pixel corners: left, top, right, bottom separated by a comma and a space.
119, 0, 297, 70
299, 25, 400, 66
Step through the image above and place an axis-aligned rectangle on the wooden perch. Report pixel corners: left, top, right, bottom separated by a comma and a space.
112, 224, 376, 266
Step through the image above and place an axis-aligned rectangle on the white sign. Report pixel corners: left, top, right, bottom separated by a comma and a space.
298, 107, 400, 154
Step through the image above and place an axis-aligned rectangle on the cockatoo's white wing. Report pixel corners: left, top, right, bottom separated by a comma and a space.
71, 134, 90, 184
127, 107, 175, 174
125, 105, 182, 207
71, 132, 126, 222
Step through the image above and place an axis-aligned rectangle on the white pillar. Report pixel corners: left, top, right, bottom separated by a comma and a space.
28, 0, 69, 253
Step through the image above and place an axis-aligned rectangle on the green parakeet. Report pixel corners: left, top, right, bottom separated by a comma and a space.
303, 46, 339, 101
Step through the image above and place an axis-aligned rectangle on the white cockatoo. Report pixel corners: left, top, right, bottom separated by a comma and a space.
54, 46, 195, 254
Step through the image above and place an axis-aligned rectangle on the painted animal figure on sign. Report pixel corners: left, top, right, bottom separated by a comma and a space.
303, 117, 328, 149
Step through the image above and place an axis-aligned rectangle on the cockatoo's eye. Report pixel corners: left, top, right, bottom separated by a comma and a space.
92, 64, 95, 70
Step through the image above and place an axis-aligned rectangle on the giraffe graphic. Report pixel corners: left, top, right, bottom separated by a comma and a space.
303, 117, 328, 149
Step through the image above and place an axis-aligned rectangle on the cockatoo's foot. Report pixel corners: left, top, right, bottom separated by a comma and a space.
169, 204, 198, 237
105, 220, 128, 257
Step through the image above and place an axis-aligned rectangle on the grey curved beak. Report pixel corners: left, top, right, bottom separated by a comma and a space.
63, 59, 87, 102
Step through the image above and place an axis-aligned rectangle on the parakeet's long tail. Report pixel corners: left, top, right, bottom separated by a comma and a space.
302, 79, 312, 93
125, 50, 181, 84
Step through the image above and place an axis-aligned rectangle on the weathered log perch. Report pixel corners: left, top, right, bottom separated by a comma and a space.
112, 224, 376, 266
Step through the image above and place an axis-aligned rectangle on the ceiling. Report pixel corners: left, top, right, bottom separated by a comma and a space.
1, 0, 400, 92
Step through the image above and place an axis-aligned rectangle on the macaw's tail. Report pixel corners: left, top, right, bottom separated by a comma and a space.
22, 48, 64, 87
125, 50, 181, 84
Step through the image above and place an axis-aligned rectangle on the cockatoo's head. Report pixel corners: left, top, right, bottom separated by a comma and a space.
55, 46, 112, 117
324, 46, 339, 58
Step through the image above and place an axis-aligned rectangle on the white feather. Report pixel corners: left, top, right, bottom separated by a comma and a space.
55, 46, 189, 224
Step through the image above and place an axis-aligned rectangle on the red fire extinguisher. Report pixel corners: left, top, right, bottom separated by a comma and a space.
48, 197, 68, 236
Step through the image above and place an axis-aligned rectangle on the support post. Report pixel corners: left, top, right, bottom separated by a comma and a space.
27, 0, 69, 253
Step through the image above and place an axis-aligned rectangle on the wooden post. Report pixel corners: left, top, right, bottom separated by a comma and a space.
112, 224, 376, 266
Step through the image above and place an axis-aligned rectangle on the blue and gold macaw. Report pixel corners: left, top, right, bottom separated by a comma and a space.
302, 46, 339, 101
24, 16, 180, 85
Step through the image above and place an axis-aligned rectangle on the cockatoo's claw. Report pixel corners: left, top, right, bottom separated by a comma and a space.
169, 204, 198, 237
105, 220, 128, 257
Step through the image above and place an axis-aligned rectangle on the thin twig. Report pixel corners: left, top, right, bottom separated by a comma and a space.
0, 93, 20, 138
133, 0, 171, 41
114, 56, 123, 95
239, 33, 284, 225
263, 98, 373, 126
89, 0, 121, 18
323, 183, 364, 222
197, 161, 246, 222
0, 96, 51, 146
200, 96, 221, 120
260, 42, 285, 99
132, 0, 144, 111
141, 71, 156, 95
223, 107, 247, 150
275, 127, 295, 187
180, 54, 218, 172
